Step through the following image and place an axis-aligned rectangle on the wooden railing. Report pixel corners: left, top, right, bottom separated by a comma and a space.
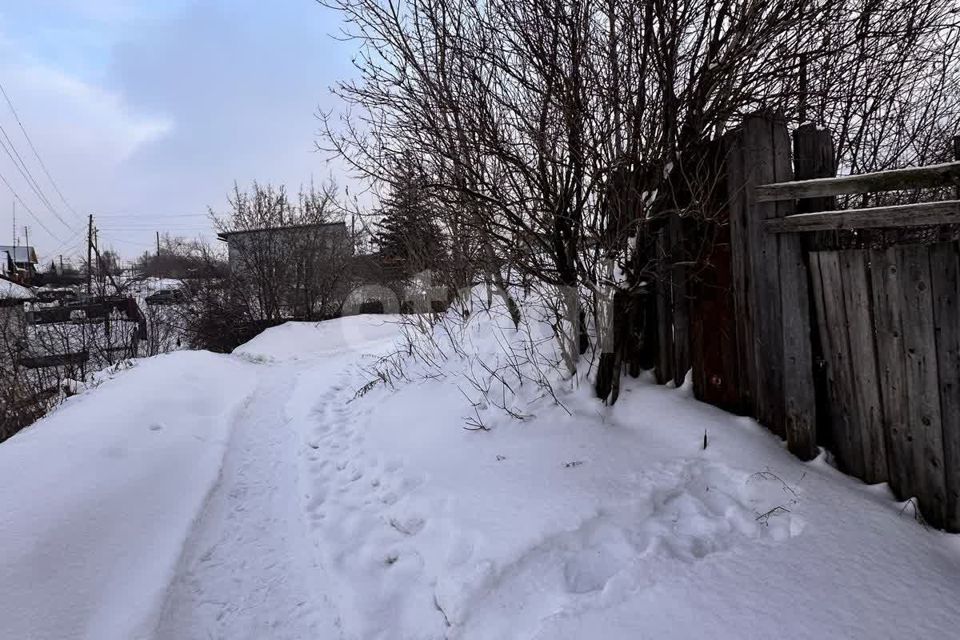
766, 200, 960, 232
758, 160, 960, 233
756, 160, 960, 201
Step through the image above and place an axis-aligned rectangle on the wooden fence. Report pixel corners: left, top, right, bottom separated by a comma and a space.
655, 111, 960, 531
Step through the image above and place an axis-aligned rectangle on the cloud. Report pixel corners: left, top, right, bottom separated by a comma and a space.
0, 28, 173, 252
0, 0, 352, 258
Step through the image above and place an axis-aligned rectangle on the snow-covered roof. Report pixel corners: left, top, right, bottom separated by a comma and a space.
216, 221, 346, 241
0, 246, 37, 264
0, 278, 34, 300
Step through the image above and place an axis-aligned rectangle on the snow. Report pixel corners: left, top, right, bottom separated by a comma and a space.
234, 314, 402, 362
130, 277, 184, 294
0, 351, 258, 639
0, 278, 34, 300
2, 299, 960, 639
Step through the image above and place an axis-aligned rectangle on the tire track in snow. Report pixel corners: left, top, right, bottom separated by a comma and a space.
154, 364, 342, 640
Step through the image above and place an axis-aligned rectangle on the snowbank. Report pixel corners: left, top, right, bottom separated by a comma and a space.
0, 351, 257, 640
0, 278, 34, 300
285, 295, 960, 639
234, 314, 402, 362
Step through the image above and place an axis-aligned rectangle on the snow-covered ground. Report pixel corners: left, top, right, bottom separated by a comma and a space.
1, 306, 959, 639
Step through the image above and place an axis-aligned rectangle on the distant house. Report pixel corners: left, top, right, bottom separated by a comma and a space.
217, 221, 354, 319
216, 223, 450, 317
0, 246, 39, 283
217, 222, 351, 272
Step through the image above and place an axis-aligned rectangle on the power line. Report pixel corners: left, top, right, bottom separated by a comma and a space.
0, 167, 63, 242
47, 226, 87, 256
94, 213, 212, 219
0, 78, 81, 220
0, 125, 74, 231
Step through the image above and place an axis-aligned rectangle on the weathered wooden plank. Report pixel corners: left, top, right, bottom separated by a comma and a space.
792, 124, 837, 213
792, 123, 837, 458
765, 200, 960, 233
810, 251, 852, 471
756, 161, 960, 202
670, 214, 690, 386
744, 114, 787, 435
816, 250, 864, 477
930, 241, 960, 530
655, 228, 674, 385
780, 244, 818, 459
688, 141, 743, 413
776, 129, 817, 460
839, 250, 887, 483
870, 247, 915, 502
897, 245, 947, 527
724, 130, 755, 413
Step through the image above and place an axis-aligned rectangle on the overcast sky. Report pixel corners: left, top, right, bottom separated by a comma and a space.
0, 0, 353, 263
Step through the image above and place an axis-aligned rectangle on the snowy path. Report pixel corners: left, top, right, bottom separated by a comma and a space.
154, 366, 339, 640
155, 319, 402, 639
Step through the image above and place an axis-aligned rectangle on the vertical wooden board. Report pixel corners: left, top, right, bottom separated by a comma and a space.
743, 115, 786, 435
817, 250, 864, 477
839, 250, 887, 483
724, 131, 755, 413
869, 247, 915, 502
690, 230, 743, 412
670, 214, 690, 386
655, 228, 674, 385
780, 235, 817, 459
897, 244, 947, 527
808, 251, 834, 446
690, 284, 706, 399
776, 123, 816, 459
930, 241, 960, 531
792, 124, 838, 213
792, 125, 837, 452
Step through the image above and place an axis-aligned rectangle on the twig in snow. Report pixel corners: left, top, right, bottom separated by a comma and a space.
755, 505, 791, 525
899, 498, 929, 529
433, 594, 451, 628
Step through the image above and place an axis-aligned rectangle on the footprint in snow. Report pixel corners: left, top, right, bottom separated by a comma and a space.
389, 516, 426, 536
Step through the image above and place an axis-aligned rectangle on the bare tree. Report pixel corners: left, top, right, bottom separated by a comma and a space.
321, 0, 960, 399
211, 180, 355, 323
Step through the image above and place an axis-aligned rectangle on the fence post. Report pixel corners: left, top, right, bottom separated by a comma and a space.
655, 227, 675, 385
739, 112, 817, 458
789, 123, 836, 461
725, 130, 756, 414
741, 114, 787, 436
793, 124, 837, 213
670, 214, 690, 387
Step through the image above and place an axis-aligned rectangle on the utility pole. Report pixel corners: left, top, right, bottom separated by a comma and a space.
94, 228, 100, 287
12, 200, 15, 248
156, 231, 161, 257
23, 226, 29, 282
87, 214, 93, 295
59, 254, 63, 275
